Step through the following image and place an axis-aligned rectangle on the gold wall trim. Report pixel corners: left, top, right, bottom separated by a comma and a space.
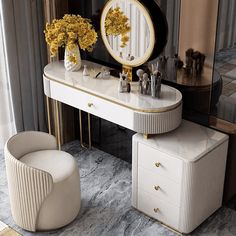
44, 74, 182, 114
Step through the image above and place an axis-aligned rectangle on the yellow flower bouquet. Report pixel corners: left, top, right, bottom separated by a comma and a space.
44, 14, 97, 71
105, 7, 131, 48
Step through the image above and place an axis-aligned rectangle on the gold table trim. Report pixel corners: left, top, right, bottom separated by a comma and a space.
44, 74, 182, 114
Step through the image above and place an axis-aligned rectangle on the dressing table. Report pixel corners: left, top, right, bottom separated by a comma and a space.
43, 60, 183, 148
43, 0, 228, 234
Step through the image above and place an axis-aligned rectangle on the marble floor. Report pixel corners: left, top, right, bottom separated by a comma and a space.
1, 142, 236, 236
215, 47, 236, 98
213, 46, 236, 123
215, 46, 236, 72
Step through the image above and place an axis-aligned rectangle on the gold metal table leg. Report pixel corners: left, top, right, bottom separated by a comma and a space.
55, 100, 61, 150
143, 134, 150, 139
79, 110, 85, 148
46, 96, 51, 134
88, 113, 92, 149
79, 110, 92, 149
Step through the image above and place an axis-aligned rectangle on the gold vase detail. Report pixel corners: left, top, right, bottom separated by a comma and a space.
64, 45, 82, 72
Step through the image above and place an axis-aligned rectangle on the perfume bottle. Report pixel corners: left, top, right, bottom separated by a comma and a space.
83, 65, 89, 76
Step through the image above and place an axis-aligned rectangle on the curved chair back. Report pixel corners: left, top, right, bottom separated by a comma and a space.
4, 131, 57, 231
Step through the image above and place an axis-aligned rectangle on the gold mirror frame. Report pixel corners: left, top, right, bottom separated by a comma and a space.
100, 0, 155, 73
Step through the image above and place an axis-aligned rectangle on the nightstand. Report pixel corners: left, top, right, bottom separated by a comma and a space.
132, 120, 229, 234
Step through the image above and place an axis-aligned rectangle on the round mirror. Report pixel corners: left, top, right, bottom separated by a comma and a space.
100, 0, 168, 68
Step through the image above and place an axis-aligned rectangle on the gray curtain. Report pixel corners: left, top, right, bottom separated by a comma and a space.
216, 0, 236, 51
157, 0, 181, 57
0, 0, 47, 132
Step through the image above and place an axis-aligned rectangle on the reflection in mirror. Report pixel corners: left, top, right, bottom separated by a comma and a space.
105, 3, 150, 62
155, 0, 180, 58
158, 0, 219, 117
101, 0, 170, 77
100, 0, 158, 69
212, 0, 236, 124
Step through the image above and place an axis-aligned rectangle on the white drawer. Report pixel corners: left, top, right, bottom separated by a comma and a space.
50, 80, 134, 129
138, 142, 183, 183
137, 190, 180, 230
138, 167, 181, 207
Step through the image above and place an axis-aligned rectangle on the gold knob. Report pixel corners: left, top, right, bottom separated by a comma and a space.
154, 208, 159, 213
155, 162, 161, 167
88, 103, 93, 107
154, 186, 160, 191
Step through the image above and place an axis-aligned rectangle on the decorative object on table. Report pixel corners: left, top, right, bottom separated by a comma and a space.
150, 62, 162, 98
136, 62, 162, 98
158, 55, 168, 80
184, 48, 206, 77
174, 54, 184, 69
64, 45, 82, 72
118, 72, 131, 93
192, 51, 206, 76
185, 48, 194, 76
83, 65, 89, 76
44, 14, 97, 72
94, 67, 111, 79
101, 66, 110, 79
136, 69, 144, 93
100, 0, 168, 81
142, 73, 150, 95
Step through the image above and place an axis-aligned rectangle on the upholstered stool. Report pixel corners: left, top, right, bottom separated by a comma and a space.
4, 131, 81, 232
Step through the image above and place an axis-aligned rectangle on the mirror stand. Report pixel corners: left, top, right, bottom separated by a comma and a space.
122, 65, 132, 81
100, 0, 167, 80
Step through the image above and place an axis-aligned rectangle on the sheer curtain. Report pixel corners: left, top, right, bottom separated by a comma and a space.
0, 14, 16, 148
0, 0, 47, 138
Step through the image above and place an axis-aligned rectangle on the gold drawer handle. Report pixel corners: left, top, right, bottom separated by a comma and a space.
154, 208, 159, 213
154, 186, 160, 191
88, 103, 93, 107
155, 162, 161, 168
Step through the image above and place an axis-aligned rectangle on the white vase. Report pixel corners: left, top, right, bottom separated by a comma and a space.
64, 45, 82, 72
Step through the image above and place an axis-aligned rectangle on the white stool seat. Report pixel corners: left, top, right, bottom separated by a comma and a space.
20, 150, 76, 182
4, 131, 81, 231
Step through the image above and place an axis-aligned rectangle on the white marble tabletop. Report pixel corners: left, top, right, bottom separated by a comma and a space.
44, 60, 182, 113
135, 120, 228, 162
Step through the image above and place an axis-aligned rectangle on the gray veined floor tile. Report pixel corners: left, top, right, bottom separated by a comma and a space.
228, 59, 236, 65
230, 92, 236, 99
225, 68, 236, 80
222, 89, 235, 97
1, 143, 236, 236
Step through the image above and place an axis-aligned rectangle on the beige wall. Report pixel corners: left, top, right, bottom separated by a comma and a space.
178, 0, 218, 67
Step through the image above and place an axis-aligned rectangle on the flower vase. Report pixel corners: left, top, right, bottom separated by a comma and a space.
64, 45, 82, 72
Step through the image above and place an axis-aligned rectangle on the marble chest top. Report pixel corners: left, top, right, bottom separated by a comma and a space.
44, 60, 182, 113
135, 120, 228, 162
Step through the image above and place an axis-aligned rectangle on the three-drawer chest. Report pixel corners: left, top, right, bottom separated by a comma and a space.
132, 120, 229, 234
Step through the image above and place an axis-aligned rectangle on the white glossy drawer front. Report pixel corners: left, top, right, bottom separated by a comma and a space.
138, 142, 183, 183
50, 80, 134, 129
138, 190, 180, 230
138, 167, 181, 207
